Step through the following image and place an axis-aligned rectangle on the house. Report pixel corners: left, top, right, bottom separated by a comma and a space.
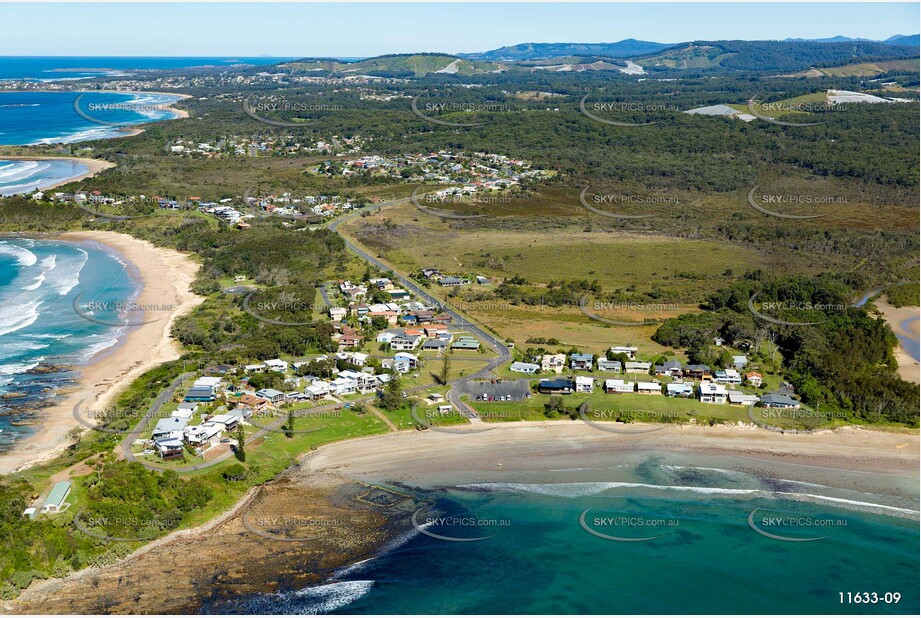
728, 391, 760, 406
476, 275, 490, 284
305, 380, 331, 399
570, 353, 594, 371
377, 331, 398, 343
422, 339, 449, 350
329, 307, 347, 322
382, 358, 411, 374
184, 385, 217, 402
153, 416, 189, 439
510, 361, 540, 374
194, 376, 222, 390
424, 325, 448, 338
537, 379, 575, 395
387, 289, 411, 301
235, 393, 269, 413
437, 404, 453, 414
732, 355, 748, 370
760, 392, 801, 410
349, 352, 369, 367
244, 364, 265, 373
170, 406, 195, 422
451, 337, 480, 351
330, 376, 357, 396
745, 372, 763, 387
541, 353, 567, 374
610, 346, 638, 360
575, 376, 594, 393
391, 334, 421, 351
41, 481, 72, 514
654, 360, 683, 377
427, 393, 445, 404
255, 388, 286, 404
155, 438, 185, 460
393, 352, 419, 369
263, 359, 289, 373
604, 379, 634, 394
185, 423, 223, 448
684, 364, 712, 380
207, 413, 240, 431
624, 361, 652, 374
714, 369, 742, 385
597, 358, 622, 373
666, 382, 694, 398
439, 276, 464, 287
636, 381, 662, 395
698, 382, 728, 405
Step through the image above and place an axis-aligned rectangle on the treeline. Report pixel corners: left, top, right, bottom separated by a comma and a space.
653, 272, 920, 425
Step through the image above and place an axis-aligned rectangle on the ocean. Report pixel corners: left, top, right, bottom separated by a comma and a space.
0, 238, 139, 451
205, 454, 920, 615
0, 159, 89, 196
0, 90, 185, 146
0, 56, 294, 81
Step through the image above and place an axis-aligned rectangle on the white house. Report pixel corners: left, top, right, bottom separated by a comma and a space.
699, 382, 728, 404
377, 331, 397, 343
597, 358, 622, 372
510, 362, 540, 374
604, 379, 634, 394
636, 381, 662, 395
330, 376, 357, 396
611, 346, 638, 360
715, 369, 742, 385
624, 361, 652, 373
329, 307, 347, 322
541, 353, 567, 373
305, 381, 331, 399
575, 376, 594, 393
264, 359, 289, 373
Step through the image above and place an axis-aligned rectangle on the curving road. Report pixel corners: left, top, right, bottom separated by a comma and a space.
329, 196, 512, 419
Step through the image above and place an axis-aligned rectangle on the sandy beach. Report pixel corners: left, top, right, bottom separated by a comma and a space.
0, 155, 115, 192
0, 231, 203, 474
875, 296, 920, 384
303, 420, 921, 482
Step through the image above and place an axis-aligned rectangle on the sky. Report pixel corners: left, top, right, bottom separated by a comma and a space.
0, 2, 918, 57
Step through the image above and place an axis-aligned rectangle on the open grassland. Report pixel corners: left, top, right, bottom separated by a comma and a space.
818, 58, 920, 77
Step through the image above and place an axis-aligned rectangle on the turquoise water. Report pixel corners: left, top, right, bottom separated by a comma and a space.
0, 238, 139, 450
0, 91, 183, 145
0, 56, 294, 81
0, 159, 90, 196
207, 457, 920, 615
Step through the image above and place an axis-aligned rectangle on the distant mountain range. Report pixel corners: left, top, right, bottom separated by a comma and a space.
462, 35, 919, 61
458, 39, 671, 61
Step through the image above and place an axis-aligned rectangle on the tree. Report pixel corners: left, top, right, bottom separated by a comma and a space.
438, 350, 451, 386
379, 368, 403, 411
283, 408, 295, 439
234, 425, 246, 462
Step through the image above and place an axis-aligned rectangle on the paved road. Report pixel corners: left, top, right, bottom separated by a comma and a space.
329, 195, 513, 420
118, 372, 194, 462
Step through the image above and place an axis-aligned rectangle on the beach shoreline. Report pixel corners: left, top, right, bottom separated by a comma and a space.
0, 231, 203, 474
0, 155, 115, 193
875, 296, 920, 384
4, 420, 917, 614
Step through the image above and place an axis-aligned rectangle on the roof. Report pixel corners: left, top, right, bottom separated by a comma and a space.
539, 379, 575, 389
637, 381, 660, 390
255, 388, 285, 398
154, 416, 189, 434
511, 362, 539, 371
761, 392, 800, 406
45, 481, 71, 507
699, 382, 728, 395
667, 382, 693, 392
571, 353, 593, 361
575, 376, 594, 384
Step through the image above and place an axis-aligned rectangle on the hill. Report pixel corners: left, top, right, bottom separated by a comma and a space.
634, 39, 920, 72
460, 39, 671, 61
283, 53, 500, 77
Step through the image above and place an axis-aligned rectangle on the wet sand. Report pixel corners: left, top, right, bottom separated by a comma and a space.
0, 231, 203, 474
